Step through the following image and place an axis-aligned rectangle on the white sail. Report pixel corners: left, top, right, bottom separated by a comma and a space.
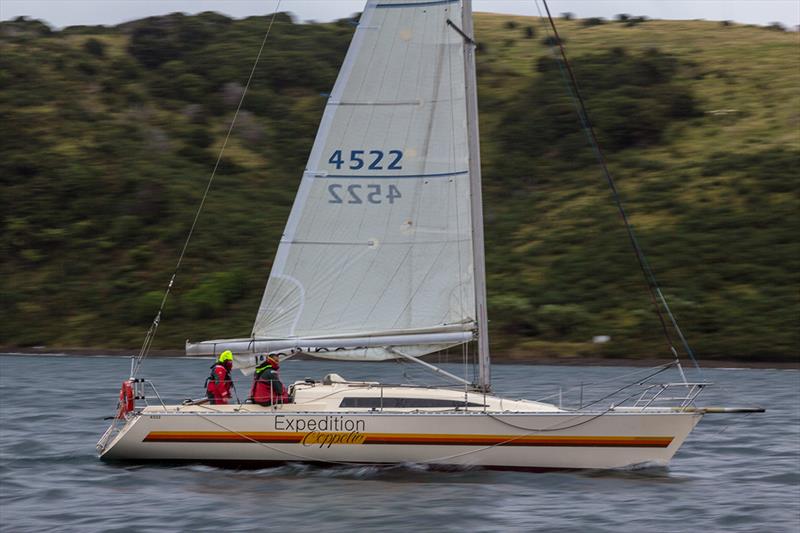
250, 0, 475, 360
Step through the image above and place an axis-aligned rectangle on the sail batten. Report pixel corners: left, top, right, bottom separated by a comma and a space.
251, 0, 475, 358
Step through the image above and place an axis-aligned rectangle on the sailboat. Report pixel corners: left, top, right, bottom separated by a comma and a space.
97, 0, 759, 471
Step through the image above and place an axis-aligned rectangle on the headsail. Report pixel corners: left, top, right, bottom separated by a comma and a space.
256, 0, 474, 358
189, 0, 480, 365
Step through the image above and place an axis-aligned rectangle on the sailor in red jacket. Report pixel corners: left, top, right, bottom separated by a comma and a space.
206, 350, 234, 405
249, 355, 286, 406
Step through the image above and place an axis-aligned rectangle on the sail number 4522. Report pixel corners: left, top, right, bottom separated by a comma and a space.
328, 183, 401, 204
329, 149, 403, 170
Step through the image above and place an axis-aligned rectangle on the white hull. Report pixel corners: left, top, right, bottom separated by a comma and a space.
100, 380, 702, 471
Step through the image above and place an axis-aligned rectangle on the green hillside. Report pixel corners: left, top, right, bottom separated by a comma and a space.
1, 12, 798, 363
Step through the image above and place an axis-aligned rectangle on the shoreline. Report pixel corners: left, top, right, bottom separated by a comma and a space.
2, 346, 797, 369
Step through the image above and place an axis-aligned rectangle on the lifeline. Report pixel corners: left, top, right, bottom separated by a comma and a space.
274, 415, 366, 433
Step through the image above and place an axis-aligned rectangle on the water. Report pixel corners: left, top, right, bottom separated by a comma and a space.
1, 355, 798, 532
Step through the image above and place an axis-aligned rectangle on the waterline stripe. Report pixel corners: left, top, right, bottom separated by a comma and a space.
144, 431, 673, 448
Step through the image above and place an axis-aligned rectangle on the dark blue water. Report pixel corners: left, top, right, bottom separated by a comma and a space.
1, 355, 798, 532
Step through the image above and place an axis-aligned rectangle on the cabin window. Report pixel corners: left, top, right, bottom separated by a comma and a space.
339, 397, 485, 408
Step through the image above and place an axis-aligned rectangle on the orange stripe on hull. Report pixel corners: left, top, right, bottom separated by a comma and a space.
144, 432, 303, 443
143, 432, 673, 448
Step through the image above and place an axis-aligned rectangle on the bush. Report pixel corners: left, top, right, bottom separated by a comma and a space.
524, 26, 536, 39
183, 284, 224, 319
76, 61, 97, 76
489, 293, 537, 334
582, 17, 606, 28
589, 91, 667, 150
2, 16, 52, 36
625, 16, 648, 27
537, 304, 590, 338
669, 91, 701, 118
132, 291, 164, 324
174, 73, 207, 102
183, 126, 212, 149
129, 24, 177, 68
83, 38, 106, 57
504, 21, 518, 30
700, 148, 800, 193
541, 35, 566, 47
561, 12, 574, 21
110, 57, 140, 80
181, 271, 247, 319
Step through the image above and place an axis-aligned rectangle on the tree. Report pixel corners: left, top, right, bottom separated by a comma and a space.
128, 21, 181, 68
499, 47, 700, 175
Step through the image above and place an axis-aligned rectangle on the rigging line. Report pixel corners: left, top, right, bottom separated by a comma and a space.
656, 287, 702, 375
410, 395, 645, 465
192, 410, 372, 466
536, 0, 700, 373
576, 363, 674, 410
713, 411, 753, 437
532, 361, 675, 402
191, 408, 576, 469
131, 1, 284, 378
485, 389, 643, 433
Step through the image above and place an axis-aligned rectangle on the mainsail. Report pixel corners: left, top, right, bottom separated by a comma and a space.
188, 0, 482, 367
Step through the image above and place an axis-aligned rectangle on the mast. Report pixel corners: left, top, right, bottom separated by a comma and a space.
461, 0, 490, 392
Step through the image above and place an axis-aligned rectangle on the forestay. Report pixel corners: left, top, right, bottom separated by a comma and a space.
189, 0, 478, 365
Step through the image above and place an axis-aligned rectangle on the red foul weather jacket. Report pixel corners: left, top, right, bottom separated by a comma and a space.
206, 363, 232, 405
250, 366, 287, 406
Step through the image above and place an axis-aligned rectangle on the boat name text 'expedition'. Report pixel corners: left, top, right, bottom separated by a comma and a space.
275, 415, 366, 433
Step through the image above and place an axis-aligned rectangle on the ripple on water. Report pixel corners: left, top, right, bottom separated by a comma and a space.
731, 471, 800, 486
0, 356, 798, 533
182, 464, 219, 473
